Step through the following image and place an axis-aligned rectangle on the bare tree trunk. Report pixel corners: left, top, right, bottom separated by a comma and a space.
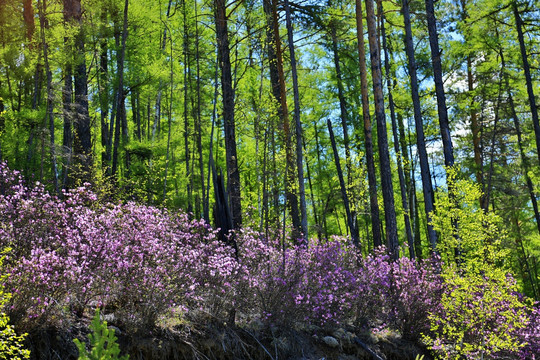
513, 1, 540, 166
425, 0, 454, 168
215, 0, 242, 228
355, 0, 382, 248
380, 4, 414, 258
401, 0, 438, 250
111, 0, 129, 177
328, 120, 360, 246
183, 1, 192, 213
39, 0, 58, 194
364, 0, 399, 257
284, 0, 308, 241
194, 0, 206, 222
264, 0, 301, 238
63, 0, 92, 175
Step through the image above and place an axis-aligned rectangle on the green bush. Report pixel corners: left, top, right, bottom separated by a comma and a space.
0, 251, 30, 360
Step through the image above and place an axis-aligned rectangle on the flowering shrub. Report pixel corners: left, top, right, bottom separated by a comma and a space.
355, 248, 443, 339
0, 163, 239, 328
518, 302, 540, 360
1, 162, 538, 356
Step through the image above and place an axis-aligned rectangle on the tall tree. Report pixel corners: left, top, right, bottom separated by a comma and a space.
215, 0, 242, 228
380, 5, 414, 258
355, 0, 382, 248
401, 0, 438, 250
425, 0, 455, 168
364, 0, 399, 257
512, 1, 540, 166
64, 0, 92, 176
284, 0, 308, 241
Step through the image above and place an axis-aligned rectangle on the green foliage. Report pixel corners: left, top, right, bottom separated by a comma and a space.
74, 309, 128, 360
431, 167, 509, 268
0, 251, 30, 360
424, 169, 530, 359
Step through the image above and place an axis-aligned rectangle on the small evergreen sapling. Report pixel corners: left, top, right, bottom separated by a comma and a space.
74, 309, 128, 360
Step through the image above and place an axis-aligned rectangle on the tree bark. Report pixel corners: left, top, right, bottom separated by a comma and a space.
328, 120, 360, 246
284, 0, 308, 241
380, 4, 414, 258
425, 0, 454, 168
39, 0, 59, 194
401, 0, 438, 250
355, 0, 382, 248
64, 0, 92, 176
215, 0, 242, 228
364, 0, 399, 258
111, 0, 129, 177
513, 1, 540, 167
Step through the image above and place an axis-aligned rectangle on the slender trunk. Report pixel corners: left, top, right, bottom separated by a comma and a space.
264, 0, 300, 238
328, 120, 360, 246
64, 0, 92, 175
513, 211, 539, 299
513, 1, 540, 166
364, 0, 399, 257
500, 50, 540, 236
112, 0, 129, 177
425, 0, 454, 167
284, 0, 308, 241
215, 0, 242, 228
402, 0, 438, 250
381, 5, 414, 258
162, 21, 174, 202
39, 0, 59, 194
331, 21, 357, 245
183, 2, 192, 213
99, 9, 109, 171
195, 0, 206, 222
355, 0, 382, 248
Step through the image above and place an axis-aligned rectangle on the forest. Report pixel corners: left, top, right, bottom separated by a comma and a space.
0, 0, 540, 358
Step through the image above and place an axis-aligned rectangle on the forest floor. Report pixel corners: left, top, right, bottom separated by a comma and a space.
24, 313, 433, 360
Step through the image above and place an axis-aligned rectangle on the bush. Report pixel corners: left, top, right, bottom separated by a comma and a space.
0, 251, 30, 360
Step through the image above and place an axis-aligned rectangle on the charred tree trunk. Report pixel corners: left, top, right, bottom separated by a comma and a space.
425, 0, 454, 168
215, 0, 242, 228
513, 1, 540, 166
401, 0, 438, 250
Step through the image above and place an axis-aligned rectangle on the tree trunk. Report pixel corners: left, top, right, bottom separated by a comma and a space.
183, 1, 192, 213
355, 0, 382, 248
401, 0, 438, 250
64, 0, 92, 175
425, 0, 454, 168
284, 0, 308, 241
215, 0, 242, 228
111, 0, 129, 177
513, 1, 540, 166
364, 0, 399, 258
39, 0, 59, 194
380, 4, 414, 258
328, 120, 360, 246
194, 0, 206, 222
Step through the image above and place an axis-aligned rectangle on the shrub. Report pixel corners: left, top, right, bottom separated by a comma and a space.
0, 251, 30, 360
